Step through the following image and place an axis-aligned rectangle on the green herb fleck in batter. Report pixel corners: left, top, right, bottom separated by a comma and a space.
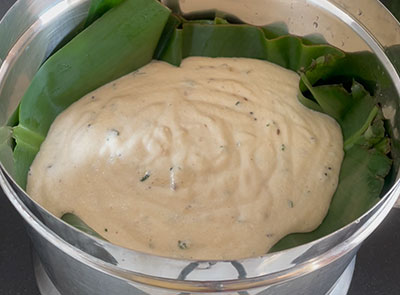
178, 240, 190, 250
140, 171, 150, 182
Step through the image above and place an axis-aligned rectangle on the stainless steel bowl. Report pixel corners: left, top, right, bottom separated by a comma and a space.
1, 0, 400, 294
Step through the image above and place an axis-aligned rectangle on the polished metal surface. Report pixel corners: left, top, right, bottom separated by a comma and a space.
33, 254, 356, 295
1, 0, 400, 294
0, 0, 90, 126
33, 250, 62, 295
333, 0, 400, 48
327, 257, 356, 295
33, 251, 356, 295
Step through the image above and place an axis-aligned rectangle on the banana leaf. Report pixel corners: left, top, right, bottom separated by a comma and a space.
155, 19, 345, 71
154, 19, 392, 251
271, 59, 392, 251
61, 213, 107, 241
12, 0, 170, 188
47, 0, 128, 62
84, 0, 126, 28
271, 146, 392, 251
0, 126, 15, 177
9, 11, 394, 252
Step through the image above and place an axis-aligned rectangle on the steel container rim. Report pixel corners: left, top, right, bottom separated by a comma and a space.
1, 0, 400, 292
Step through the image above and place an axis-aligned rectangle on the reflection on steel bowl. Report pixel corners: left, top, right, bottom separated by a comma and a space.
0, 0, 400, 294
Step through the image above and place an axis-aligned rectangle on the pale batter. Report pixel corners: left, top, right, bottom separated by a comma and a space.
27, 57, 344, 260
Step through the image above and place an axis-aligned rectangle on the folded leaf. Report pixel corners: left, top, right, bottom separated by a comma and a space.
12, 0, 170, 187
272, 52, 392, 251
157, 20, 344, 73
85, 0, 126, 28
153, 14, 183, 63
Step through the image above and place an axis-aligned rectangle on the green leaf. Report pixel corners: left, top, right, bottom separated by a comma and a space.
261, 22, 289, 39
343, 106, 378, 151
0, 127, 15, 177
12, 0, 170, 188
153, 14, 183, 64
157, 20, 343, 72
182, 23, 268, 60
61, 213, 107, 241
271, 146, 392, 252
46, 0, 128, 58
271, 50, 393, 251
299, 57, 384, 146
11, 13, 394, 252
84, 0, 126, 28
297, 90, 323, 113
155, 19, 393, 251
300, 73, 354, 122
153, 14, 182, 58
